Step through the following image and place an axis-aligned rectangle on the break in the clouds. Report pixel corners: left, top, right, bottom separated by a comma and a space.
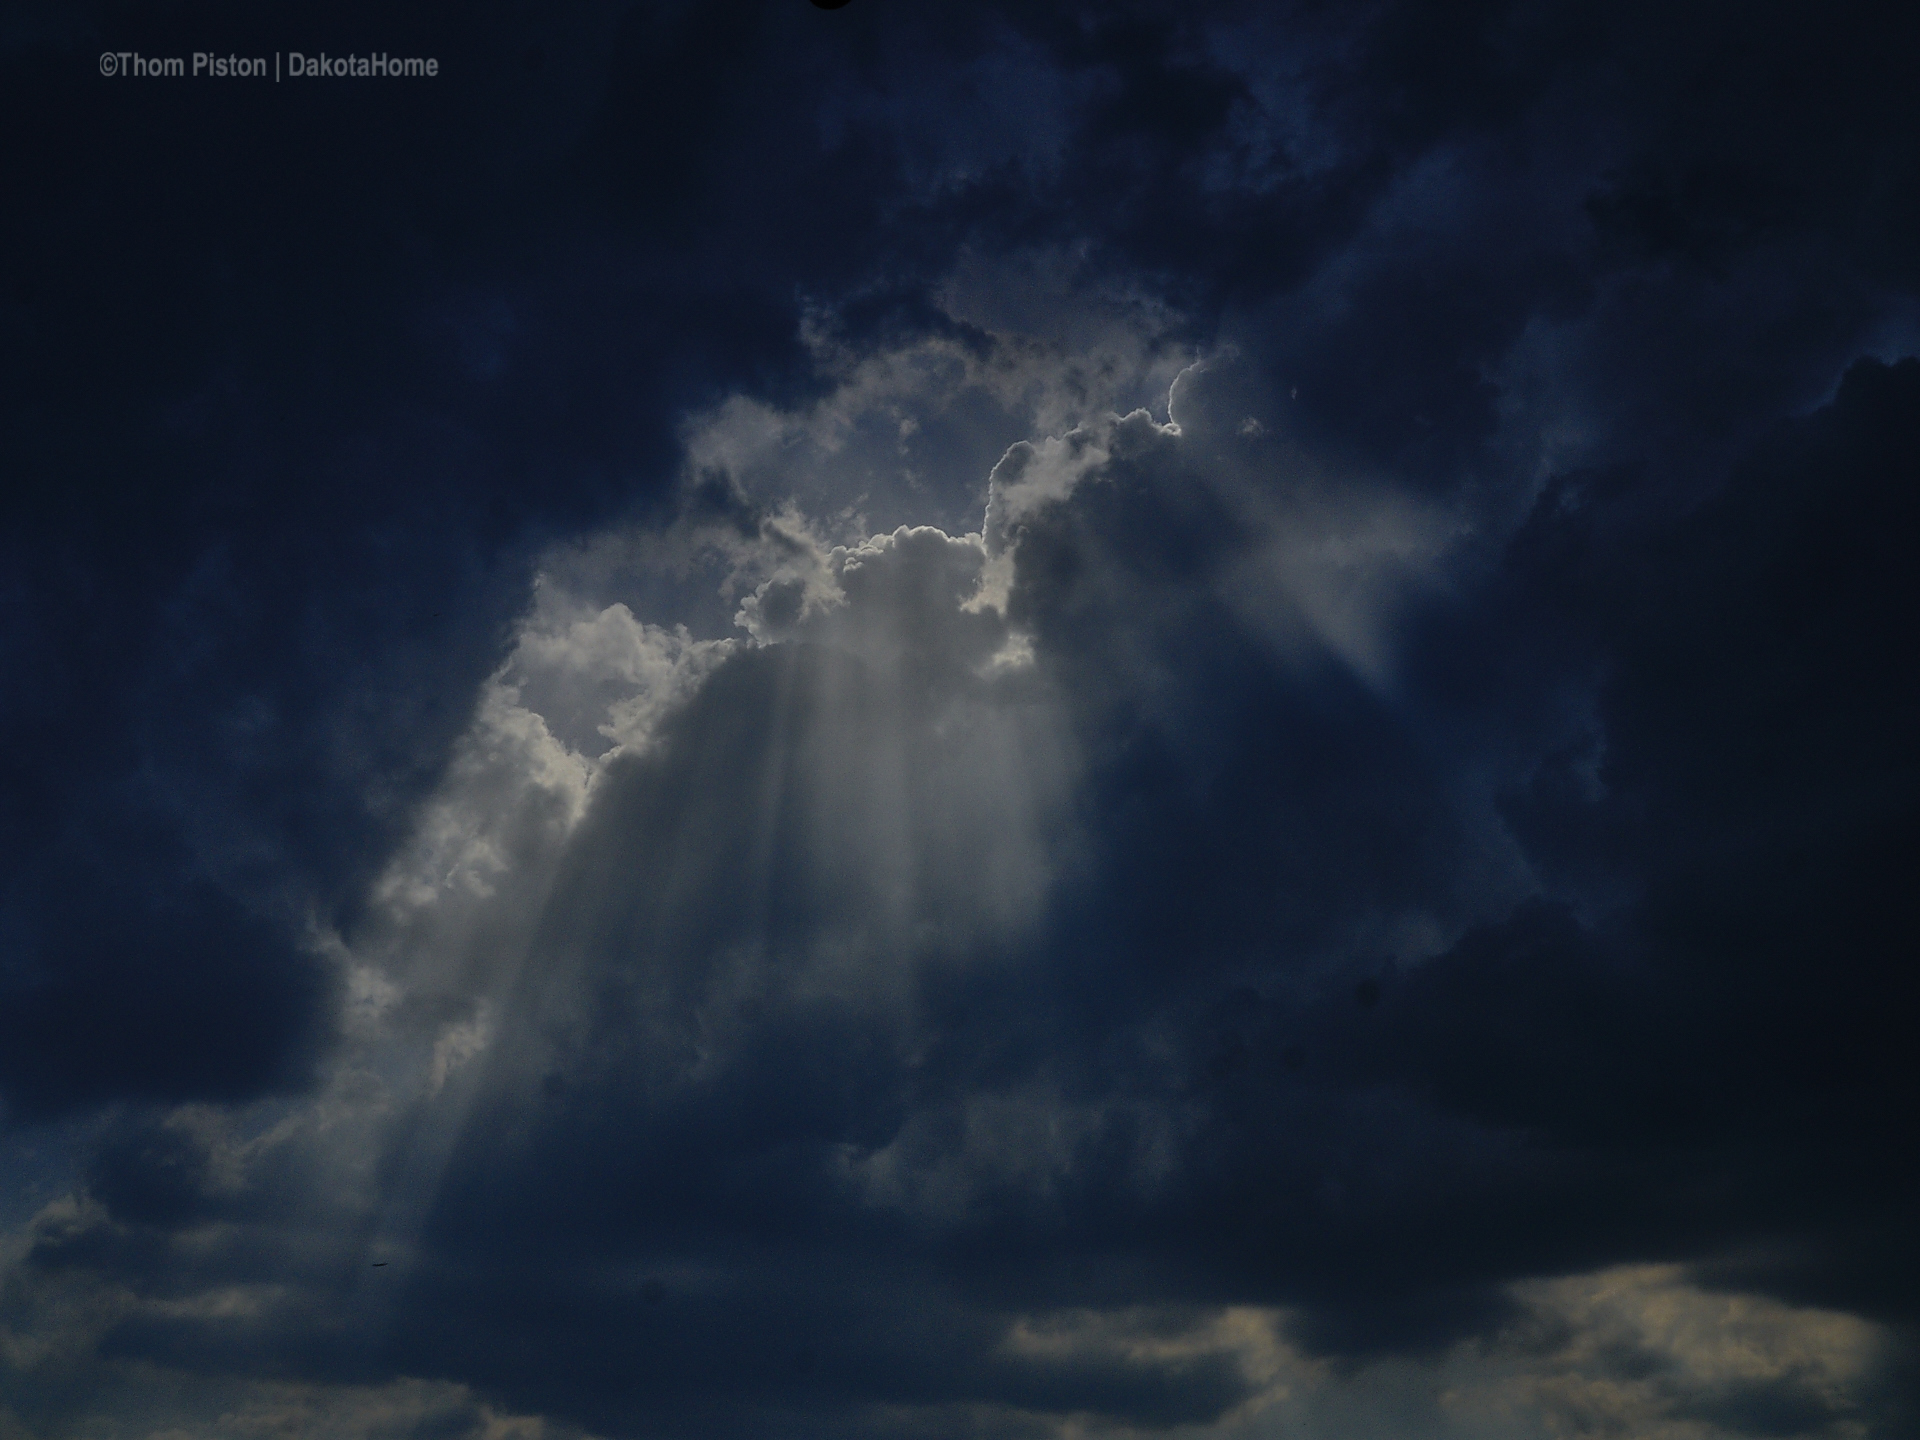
4, 1, 1919, 1437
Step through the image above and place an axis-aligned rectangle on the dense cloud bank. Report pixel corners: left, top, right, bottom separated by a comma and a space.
4, 1, 1918, 1437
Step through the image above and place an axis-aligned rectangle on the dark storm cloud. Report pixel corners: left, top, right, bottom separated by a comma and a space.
1424, 359, 1920, 1307
28, 355, 1912, 1437
5, 0, 1919, 1437
1159, 358, 1920, 1355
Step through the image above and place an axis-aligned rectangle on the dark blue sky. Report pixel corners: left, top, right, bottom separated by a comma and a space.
3, 3, 1917, 1437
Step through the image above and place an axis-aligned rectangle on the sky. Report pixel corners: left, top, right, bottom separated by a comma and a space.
2, 2, 1918, 1437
